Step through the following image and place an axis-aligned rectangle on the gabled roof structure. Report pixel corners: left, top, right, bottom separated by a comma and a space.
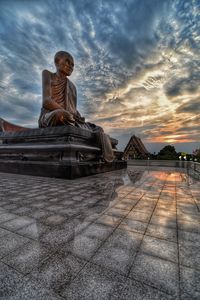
0, 118, 29, 132
123, 135, 149, 159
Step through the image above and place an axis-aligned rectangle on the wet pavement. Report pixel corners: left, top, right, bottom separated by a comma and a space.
0, 167, 200, 300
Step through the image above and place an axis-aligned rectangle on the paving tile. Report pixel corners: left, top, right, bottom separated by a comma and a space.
17, 222, 49, 240
178, 230, 200, 245
64, 235, 103, 260
2, 241, 55, 275
42, 214, 68, 226
180, 265, 200, 300
0, 207, 6, 214
0, 201, 11, 206
179, 240, 200, 269
178, 213, 200, 223
0, 261, 24, 298
95, 214, 122, 227
13, 206, 33, 215
6, 276, 64, 300
150, 215, 177, 229
134, 203, 155, 212
120, 198, 138, 207
91, 229, 141, 275
178, 219, 200, 234
30, 202, 47, 209
119, 218, 148, 234
60, 262, 123, 299
2, 203, 19, 210
153, 209, 176, 218
58, 207, 81, 216
111, 277, 175, 300
107, 229, 143, 250
45, 205, 65, 212
141, 235, 178, 263
127, 210, 152, 222
0, 212, 18, 224
81, 223, 114, 240
129, 253, 179, 296
105, 207, 128, 217
30, 252, 86, 294
29, 210, 53, 220
40, 223, 77, 248
72, 219, 91, 235
0, 232, 30, 259
146, 224, 177, 242
114, 202, 133, 210
0, 227, 12, 238
1, 216, 34, 231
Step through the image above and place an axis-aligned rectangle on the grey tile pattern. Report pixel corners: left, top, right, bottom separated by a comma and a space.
180, 265, 200, 300
110, 277, 175, 300
60, 262, 123, 299
0, 168, 199, 299
0, 262, 24, 298
6, 276, 64, 300
0, 212, 18, 224
1, 216, 34, 231
0, 232, 30, 259
30, 252, 87, 295
140, 235, 178, 263
2, 241, 55, 275
129, 253, 179, 296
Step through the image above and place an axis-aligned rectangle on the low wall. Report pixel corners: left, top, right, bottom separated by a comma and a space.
128, 160, 186, 167
188, 161, 200, 180
128, 160, 200, 179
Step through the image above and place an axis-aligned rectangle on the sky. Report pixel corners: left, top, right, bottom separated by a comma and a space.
0, 0, 199, 153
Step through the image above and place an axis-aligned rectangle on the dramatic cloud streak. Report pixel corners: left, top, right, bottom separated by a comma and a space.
0, 0, 199, 152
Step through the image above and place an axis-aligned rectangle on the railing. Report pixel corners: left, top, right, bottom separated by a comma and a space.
128, 160, 187, 167
187, 161, 200, 180
128, 160, 200, 179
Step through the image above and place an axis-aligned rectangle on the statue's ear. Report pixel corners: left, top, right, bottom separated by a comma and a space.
54, 56, 61, 66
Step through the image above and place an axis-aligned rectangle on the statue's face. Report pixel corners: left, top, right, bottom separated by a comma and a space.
56, 54, 74, 76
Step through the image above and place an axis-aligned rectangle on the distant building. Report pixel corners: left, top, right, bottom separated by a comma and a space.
123, 135, 149, 160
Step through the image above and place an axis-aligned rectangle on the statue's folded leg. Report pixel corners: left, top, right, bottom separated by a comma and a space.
39, 109, 75, 127
95, 130, 114, 163
76, 121, 114, 162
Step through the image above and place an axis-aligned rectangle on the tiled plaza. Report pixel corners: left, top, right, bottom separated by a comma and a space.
0, 167, 200, 299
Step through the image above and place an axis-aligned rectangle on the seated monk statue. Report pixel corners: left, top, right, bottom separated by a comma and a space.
38, 51, 114, 162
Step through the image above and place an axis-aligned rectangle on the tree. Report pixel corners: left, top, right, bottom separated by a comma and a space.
157, 145, 178, 160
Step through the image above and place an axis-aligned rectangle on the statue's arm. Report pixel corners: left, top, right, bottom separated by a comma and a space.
42, 70, 63, 111
72, 85, 85, 123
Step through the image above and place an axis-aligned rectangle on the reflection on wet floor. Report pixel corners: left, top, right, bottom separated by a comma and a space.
0, 167, 199, 299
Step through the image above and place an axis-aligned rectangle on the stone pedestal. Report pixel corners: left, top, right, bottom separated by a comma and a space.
0, 126, 126, 179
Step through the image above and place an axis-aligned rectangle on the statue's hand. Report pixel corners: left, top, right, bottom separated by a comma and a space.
74, 113, 85, 123
80, 116, 85, 123
63, 111, 75, 122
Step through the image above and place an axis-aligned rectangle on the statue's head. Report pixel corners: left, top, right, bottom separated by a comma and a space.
54, 51, 74, 76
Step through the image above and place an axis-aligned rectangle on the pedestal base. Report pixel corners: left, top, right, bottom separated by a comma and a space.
0, 126, 126, 179
0, 160, 126, 179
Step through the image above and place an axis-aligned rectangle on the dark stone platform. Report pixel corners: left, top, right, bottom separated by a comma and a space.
0, 126, 126, 179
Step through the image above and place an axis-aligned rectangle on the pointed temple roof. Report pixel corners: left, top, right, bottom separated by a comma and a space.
123, 135, 149, 159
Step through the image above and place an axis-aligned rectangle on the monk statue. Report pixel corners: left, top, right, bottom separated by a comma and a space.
38, 51, 114, 162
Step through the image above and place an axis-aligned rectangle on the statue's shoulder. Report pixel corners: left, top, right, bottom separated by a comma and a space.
68, 78, 76, 91
42, 69, 53, 79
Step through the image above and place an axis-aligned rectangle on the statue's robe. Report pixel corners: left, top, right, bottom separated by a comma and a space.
38, 73, 114, 162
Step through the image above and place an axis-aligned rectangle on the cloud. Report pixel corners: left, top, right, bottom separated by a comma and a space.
176, 96, 200, 113
0, 0, 199, 152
